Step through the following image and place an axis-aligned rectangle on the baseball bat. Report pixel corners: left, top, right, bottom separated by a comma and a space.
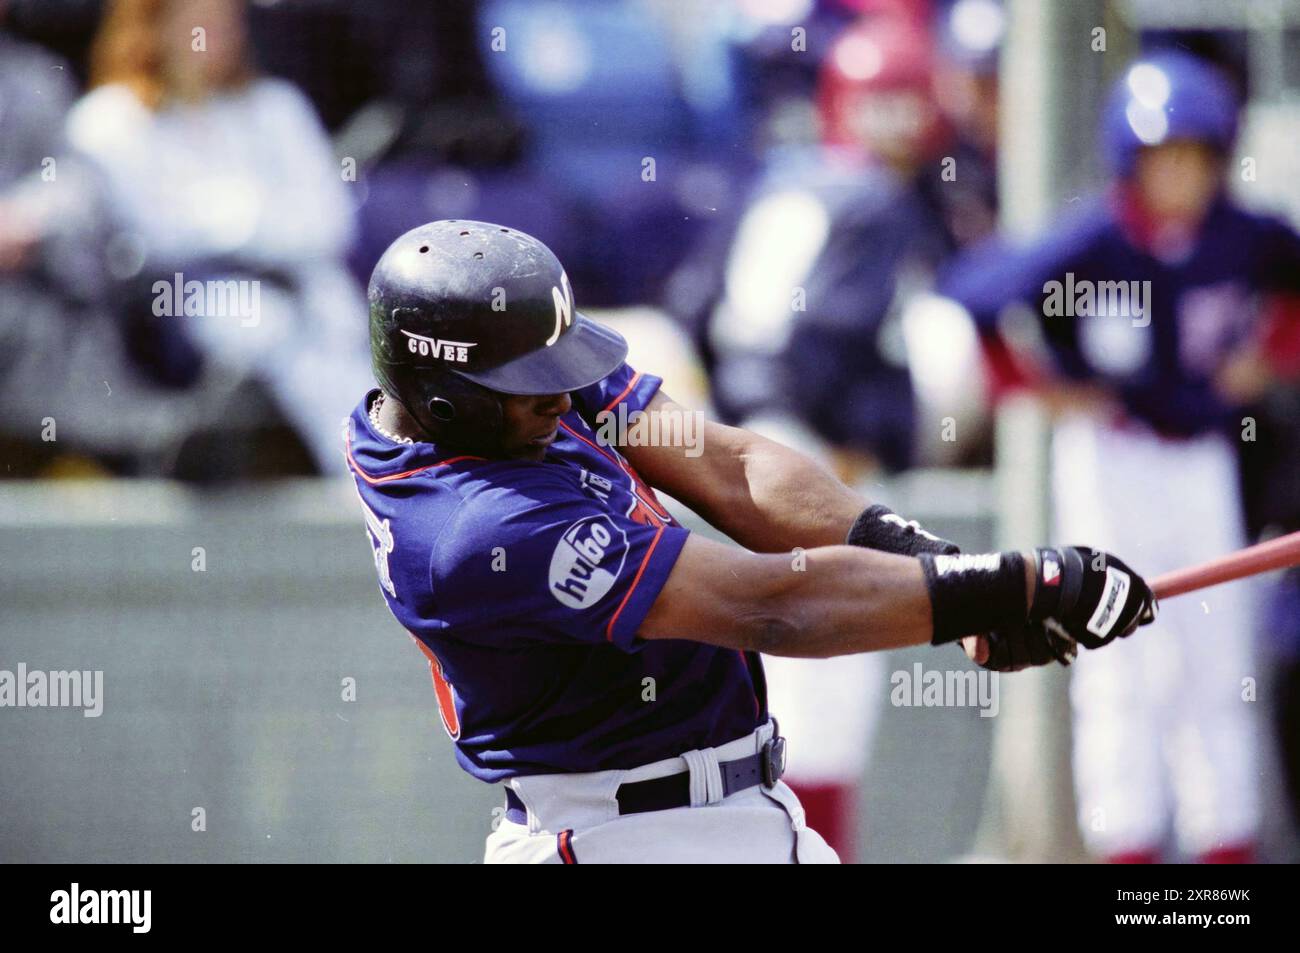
1150, 529, 1300, 600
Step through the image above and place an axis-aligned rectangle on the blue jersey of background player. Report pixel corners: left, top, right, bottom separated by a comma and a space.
939, 51, 1300, 437
346, 359, 766, 782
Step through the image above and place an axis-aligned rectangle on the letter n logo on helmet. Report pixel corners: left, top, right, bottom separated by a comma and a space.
546, 272, 574, 347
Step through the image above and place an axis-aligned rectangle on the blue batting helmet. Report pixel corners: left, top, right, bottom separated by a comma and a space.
1101, 51, 1239, 178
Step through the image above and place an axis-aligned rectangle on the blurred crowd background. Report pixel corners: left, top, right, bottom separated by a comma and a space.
3, 0, 1300, 862
0, 0, 1015, 482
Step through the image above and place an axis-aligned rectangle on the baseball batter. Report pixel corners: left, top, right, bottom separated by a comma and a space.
346, 220, 1156, 864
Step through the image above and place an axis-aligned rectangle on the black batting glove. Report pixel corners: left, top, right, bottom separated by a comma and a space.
1028, 546, 1158, 651
979, 620, 1077, 672
844, 508, 1066, 673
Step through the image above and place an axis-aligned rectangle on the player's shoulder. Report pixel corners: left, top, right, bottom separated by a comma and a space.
439, 459, 588, 518
427, 461, 593, 574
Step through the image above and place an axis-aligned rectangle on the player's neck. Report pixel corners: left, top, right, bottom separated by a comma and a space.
377, 393, 425, 443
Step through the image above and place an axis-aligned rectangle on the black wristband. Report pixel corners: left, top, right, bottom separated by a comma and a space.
918, 551, 1029, 645
846, 504, 960, 557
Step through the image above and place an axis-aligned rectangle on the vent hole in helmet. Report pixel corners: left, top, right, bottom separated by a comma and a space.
419, 245, 429, 253
473, 251, 484, 259
460, 230, 470, 236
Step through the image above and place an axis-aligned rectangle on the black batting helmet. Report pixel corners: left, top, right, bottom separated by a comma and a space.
368, 221, 628, 452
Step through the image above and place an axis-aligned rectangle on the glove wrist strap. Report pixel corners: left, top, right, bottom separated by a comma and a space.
1028, 547, 1084, 622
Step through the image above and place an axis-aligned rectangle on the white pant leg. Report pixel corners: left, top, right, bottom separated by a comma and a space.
1054, 415, 1261, 855
1158, 439, 1260, 854
1055, 414, 1171, 853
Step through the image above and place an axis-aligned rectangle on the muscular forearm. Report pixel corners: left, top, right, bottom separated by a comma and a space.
643, 536, 1035, 658
745, 545, 934, 657
748, 547, 1037, 658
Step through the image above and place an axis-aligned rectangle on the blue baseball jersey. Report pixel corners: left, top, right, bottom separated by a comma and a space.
939, 192, 1300, 437
344, 363, 766, 782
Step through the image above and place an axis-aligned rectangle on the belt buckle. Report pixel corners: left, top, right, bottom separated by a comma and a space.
760, 724, 787, 789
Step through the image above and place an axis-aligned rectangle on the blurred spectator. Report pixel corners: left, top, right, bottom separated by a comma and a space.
931, 0, 1000, 243
65, 0, 371, 474
0, 2, 220, 476
940, 50, 1300, 863
671, 11, 995, 476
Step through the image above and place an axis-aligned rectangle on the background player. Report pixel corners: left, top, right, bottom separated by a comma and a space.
347, 219, 1156, 863
941, 50, 1300, 863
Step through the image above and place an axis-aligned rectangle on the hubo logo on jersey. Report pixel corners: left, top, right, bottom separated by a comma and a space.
550, 515, 629, 609
545, 271, 574, 346
401, 329, 476, 364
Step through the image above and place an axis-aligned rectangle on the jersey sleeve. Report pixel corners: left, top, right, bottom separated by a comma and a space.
429, 467, 688, 652
571, 361, 665, 424
938, 205, 1107, 331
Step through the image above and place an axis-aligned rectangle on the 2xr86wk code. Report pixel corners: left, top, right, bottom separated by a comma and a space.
1178, 890, 1251, 902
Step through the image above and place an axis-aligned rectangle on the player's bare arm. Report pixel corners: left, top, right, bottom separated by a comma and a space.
640, 536, 940, 655
641, 509, 1154, 666
624, 391, 1155, 668
621, 391, 868, 551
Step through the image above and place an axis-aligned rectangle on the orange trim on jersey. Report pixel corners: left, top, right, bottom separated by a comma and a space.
557, 829, 578, 864
601, 372, 643, 414
619, 458, 672, 521
412, 636, 461, 740
605, 524, 667, 643
345, 433, 484, 485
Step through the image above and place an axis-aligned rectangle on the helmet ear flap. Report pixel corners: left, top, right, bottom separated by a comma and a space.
404, 372, 504, 452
